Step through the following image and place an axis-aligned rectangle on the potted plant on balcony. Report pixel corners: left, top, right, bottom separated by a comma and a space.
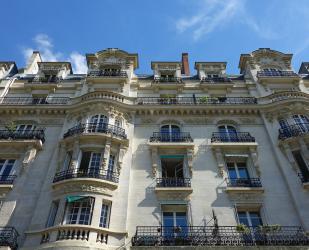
259, 224, 281, 233
5, 121, 17, 139
199, 96, 209, 104
236, 224, 250, 234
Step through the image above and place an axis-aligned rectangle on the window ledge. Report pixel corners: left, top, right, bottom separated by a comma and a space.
225, 186, 264, 194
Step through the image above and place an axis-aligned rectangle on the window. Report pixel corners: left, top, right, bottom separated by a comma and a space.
218, 125, 237, 142
160, 124, 181, 141
46, 200, 59, 227
292, 151, 309, 180
0, 159, 15, 181
227, 162, 249, 179
107, 155, 115, 178
292, 115, 309, 132
88, 114, 109, 132
79, 152, 102, 175
32, 95, 48, 104
237, 210, 263, 227
162, 205, 188, 237
114, 118, 122, 128
279, 119, 289, 129
64, 197, 94, 225
16, 124, 35, 133
99, 202, 111, 228
63, 151, 73, 171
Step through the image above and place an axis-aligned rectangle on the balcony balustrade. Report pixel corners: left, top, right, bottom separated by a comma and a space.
150, 132, 193, 143
0, 97, 69, 105
153, 77, 183, 83
278, 123, 309, 140
0, 227, 19, 250
0, 129, 45, 143
137, 97, 257, 105
226, 178, 262, 188
132, 226, 309, 247
27, 76, 61, 84
0, 175, 17, 185
156, 178, 191, 188
257, 70, 299, 78
87, 70, 127, 78
211, 132, 255, 143
200, 77, 231, 83
63, 122, 127, 139
53, 168, 119, 183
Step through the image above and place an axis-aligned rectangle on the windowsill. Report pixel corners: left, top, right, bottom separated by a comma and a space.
226, 186, 264, 194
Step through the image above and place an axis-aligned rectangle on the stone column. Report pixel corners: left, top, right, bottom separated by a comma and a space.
150, 147, 158, 177
102, 140, 111, 170
70, 141, 80, 170
117, 145, 127, 174
214, 148, 225, 177
249, 147, 260, 176
50, 198, 67, 242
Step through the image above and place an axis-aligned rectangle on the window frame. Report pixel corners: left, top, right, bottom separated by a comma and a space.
99, 201, 111, 228
63, 197, 94, 225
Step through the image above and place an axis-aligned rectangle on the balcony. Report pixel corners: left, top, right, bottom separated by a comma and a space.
87, 70, 127, 78
52, 168, 119, 191
63, 123, 127, 145
132, 226, 309, 247
257, 70, 299, 78
226, 178, 264, 194
136, 97, 257, 105
0, 129, 45, 143
153, 77, 183, 83
257, 70, 300, 84
150, 132, 193, 143
0, 227, 19, 250
278, 123, 309, 140
211, 132, 257, 151
298, 173, 309, 189
0, 97, 69, 105
155, 178, 193, 200
200, 77, 232, 83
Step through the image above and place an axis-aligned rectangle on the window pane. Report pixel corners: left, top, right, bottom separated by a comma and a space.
175, 212, 187, 227
249, 212, 262, 227
238, 167, 249, 179
237, 212, 249, 226
46, 201, 59, 227
227, 167, 237, 179
100, 203, 110, 228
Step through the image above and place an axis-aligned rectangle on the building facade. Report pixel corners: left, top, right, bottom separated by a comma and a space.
0, 48, 308, 250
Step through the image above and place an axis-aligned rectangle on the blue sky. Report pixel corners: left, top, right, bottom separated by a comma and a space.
1, 0, 309, 74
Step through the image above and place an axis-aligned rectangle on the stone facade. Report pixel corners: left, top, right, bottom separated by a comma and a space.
0, 48, 308, 250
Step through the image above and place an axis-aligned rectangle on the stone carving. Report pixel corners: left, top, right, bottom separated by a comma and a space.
53, 183, 113, 197
22, 147, 37, 169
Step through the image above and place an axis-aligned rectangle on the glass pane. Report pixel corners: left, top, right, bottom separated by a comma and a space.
238, 167, 249, 179
249, 212, 262, 227
100, 204, 110, 228
228, 167, 237, 179
163, 212, 174, 237
238, 212, 249, 226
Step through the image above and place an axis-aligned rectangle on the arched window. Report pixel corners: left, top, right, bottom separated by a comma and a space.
218, 125, 237, 142
88, 114, 109, 132
160, 124, 181, 142
218, 125, 237, 134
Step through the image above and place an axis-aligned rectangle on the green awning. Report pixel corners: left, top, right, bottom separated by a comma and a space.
160, 155, 184, 159
66, 195, 85, 203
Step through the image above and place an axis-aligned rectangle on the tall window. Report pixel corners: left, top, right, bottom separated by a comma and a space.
63, 151, 72, 171
64, 197, 94, 225
218, 125, 237, 142
79, 152, 102, 175
46, 200, 59, 227
162, 205, 188, 237
99, 202, 111, 228
107, 155, 115, 179
0, 159, 15, 181
237, 210, 263, 227
227, 162, 249, 179
292, 114, 309, 131
160, 124, 181, 142
16, 124, 35, 133
89, 114, 109, 132
292, 151, 309, 181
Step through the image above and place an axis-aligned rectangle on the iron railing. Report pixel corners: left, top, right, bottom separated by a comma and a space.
53, 168, 119, 183
211, 132, 255, 143
150, 132, 193, 142
200, 77, 231, 83
132, 226, 309, 246
278, 123, 309, 140
0, 227, 19, 250
153, 77, 183, 83
257, 70, 299, 78
156, 178, 191, 187
87, 70, 127, 78
0, 175, 17, 185
63, 123, 127, 139
298, 173, 309, 184
226, 178, 262, 187
27, 76, 61, 83
136, 97, 257, 105
0, 97, 69, 105
0, 129, 45, 143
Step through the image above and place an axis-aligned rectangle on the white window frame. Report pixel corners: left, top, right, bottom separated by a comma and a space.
64, 198, 94, 225
236, 209, 263, 227
0, 159, 16, 176
226, 161, 250, 179
99, 202, 111, 228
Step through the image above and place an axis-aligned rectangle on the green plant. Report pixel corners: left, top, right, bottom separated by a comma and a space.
236, 224, 250, 233
5, 121, 17, 132
259, 224, 281, 233
199, 96, 209, 103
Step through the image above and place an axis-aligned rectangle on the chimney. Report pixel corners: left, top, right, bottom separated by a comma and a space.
181, 53, 190, 76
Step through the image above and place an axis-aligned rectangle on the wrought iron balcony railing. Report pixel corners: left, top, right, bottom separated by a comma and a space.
226, 178, 262, 188
156, 178, 191, 187
0, 227, 19, 250
0, 97, 69, 105
27, 76, 61, 83
63, 122, 127, 139
257, 70, 299, 78
298, 173, 309, 184
200, 77, 231, 83
136, 97, 257, 105
278, 123, 309, 140
132, 226, 309, 246
0, 129, 45, 143
150, 132, 193, 143
0, 175, 17, 185
153, 77, 183, 83
53, 168, 119, 183
87, 70, 127, 78
211, 132, 256, 143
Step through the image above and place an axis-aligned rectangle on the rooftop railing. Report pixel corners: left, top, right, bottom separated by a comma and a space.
0, 227, 19, 250
150, 132, 193, 143
0, 97, 69, 105
0, 175, 17, 185
87, 70, 127, 78
27, 76, 61, 83
257, 70, 299, 78
53, 168, 119, 183
153, 77, 183, 83
156, 178, 191, 188
136, 97, 257, 105
132, 226, 309, 246
200, 77, 232, 83
63, 122, 127, 139
0, 129, 45, 143
226, 178, 262, 188
211, 132, 256, 143
278, 123, 309, 140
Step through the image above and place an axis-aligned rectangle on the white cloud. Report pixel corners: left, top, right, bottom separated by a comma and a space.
22, 34, 87, 74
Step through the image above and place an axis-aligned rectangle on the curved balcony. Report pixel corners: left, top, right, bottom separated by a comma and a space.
63, 123, 127, 144
278, 123, 309, 140
0, 227, 19, 250
257, 70, 299, 78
